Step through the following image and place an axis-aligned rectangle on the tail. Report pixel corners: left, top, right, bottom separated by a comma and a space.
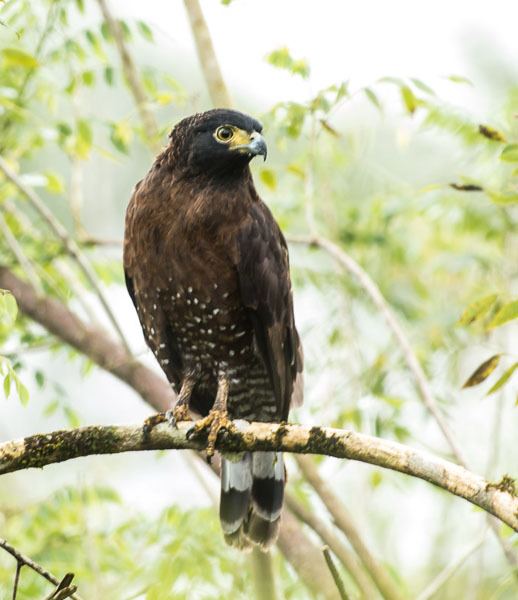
220, 451, 285, 551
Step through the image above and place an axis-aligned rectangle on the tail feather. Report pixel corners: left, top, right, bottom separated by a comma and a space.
220, 451, 285, 551
220, 453, 252, 536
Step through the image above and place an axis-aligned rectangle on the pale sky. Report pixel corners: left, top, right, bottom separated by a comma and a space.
120, 0, 518, 110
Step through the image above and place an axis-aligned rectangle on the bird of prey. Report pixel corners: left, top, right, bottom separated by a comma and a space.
123, 109, 303, 550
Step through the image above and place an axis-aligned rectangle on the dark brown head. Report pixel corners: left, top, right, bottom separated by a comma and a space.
167, 109, 267, 178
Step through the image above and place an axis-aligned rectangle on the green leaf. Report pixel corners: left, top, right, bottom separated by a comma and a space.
137, 20, 154, 42
85, 29, 96, 46
3, 370, 11, 398
0, 290, 18, 330
487, 300, 518, 329
34, 371, 45, 388
500, 144, 518, 163
378, 76, 406, 86
57, 122, 72, 138
486, 363, 518, 395
81, 70, 95, 87
43, 398, 59, 417
410, 78, 435, 96
320, 119, 340, 137
335, 81, 348, 101
462, 355, 501, 388
100, 22, 113, 42
266, 47, 310, 78
84, 30, 106, 60
110, 121, 133, 154
458, 294, 498, 326
45, 171, 64, 194
400, 85, 418, 114
259, 168, 277, 191
446, 74, 473, 85
75, 119, 93, 158
370, 471, 383, 488
364, 87, 382, 111
16, 377, 29, 405
286, 163, 305, 179
1, 48, 38, 68
118, 19, 132, 41
104, 66, 115, 86
487, 191, 518, 205
63, 405, 81, 428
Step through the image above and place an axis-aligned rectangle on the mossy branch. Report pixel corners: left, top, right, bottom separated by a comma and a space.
1, 419, 516, 532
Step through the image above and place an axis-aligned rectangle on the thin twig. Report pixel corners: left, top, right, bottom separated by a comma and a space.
12, 561, 21, 600
0, 538, 82, 600
323, 546, 350, 600
286, 492, 376, 599
69, 157, 86, 238
288, 234, 518, 573
296, 455, 404, 600
416, 530, 488, 600
43, 573, 77, 600
0, 155, 132, 353
3, 198, 91, 314
0, 1, 60, 153
289, 234, 467, 464
0, 209, 43, 295
95, 0, 161, 152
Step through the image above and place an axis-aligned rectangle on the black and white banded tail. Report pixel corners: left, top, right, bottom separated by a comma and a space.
220, 451, 285, 550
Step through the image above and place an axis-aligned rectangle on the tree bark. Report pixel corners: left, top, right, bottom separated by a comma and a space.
183, 0, 232, 107
1, 420, 516, 532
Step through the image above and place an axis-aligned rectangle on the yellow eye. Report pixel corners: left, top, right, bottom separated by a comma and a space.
216, 126, 234, 142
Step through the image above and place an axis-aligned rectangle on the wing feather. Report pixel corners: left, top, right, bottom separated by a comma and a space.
235, 202, 303, 420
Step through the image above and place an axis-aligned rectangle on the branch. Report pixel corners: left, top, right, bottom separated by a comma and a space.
95, 0, 161, 152
288, 234, 466, 464
251, 548, 278, 600
0, 266, 339, 598
0, 538, 82, 600
277, 509, 341, 599
288, 234, 518, 573
0, 266, 173, 412
183, 0, 233, 107
296, 456, 405, 600
0, 156, 132, 353
286, 493, 377, 599
323, 546, 350, 600
1, 420, 516, 532
0, 209, 43, 295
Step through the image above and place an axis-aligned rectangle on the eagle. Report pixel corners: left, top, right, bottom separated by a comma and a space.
123, 108, 303, 550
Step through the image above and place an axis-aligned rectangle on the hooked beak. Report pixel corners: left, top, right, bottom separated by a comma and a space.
231, 131, 267, 161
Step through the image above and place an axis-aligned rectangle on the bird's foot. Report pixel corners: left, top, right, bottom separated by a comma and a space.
142, 412, 168, 441
188, 408, 234, 461
166, 401, 192, 429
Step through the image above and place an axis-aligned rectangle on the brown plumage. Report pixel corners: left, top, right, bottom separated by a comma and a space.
123, 109, 303, 549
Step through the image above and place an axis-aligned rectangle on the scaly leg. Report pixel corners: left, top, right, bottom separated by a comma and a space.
143, 376, 195, 437
190, 374, 232, 460
167, 377, 195, 428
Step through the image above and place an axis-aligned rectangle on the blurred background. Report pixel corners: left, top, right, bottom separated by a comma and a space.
0, 0, 517, 598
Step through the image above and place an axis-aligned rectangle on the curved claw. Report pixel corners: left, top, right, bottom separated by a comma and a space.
167, 402, 192, 429
189, 409, 234, 461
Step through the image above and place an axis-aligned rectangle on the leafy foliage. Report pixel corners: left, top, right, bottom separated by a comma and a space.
0, 0, 517, 598
0, 486, 306, 599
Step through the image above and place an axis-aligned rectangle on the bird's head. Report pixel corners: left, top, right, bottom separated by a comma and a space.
168, 109, 267, 177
